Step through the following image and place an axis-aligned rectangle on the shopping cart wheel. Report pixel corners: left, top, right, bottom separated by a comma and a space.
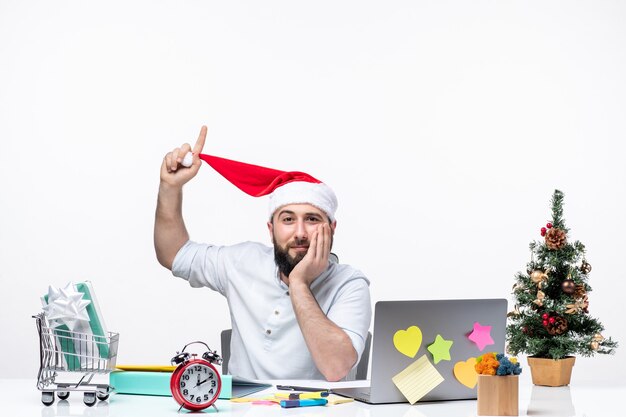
57, 391, 70, 400
41, 391, 55, 406
83, 392, 97, 407
96, 392, 109, 401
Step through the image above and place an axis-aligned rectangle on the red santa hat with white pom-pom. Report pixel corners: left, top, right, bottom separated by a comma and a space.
183, 152, 338, 221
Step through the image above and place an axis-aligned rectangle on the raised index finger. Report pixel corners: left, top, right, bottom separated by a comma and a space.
193, 125, 208, 154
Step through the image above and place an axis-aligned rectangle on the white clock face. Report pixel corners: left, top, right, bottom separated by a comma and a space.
179, 363, 218, 405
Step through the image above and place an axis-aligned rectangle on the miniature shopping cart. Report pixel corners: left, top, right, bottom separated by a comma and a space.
33, 313, 119, 406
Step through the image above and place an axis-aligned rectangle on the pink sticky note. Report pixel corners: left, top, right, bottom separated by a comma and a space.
252, 400, 278, 405
467, 322, 494, 351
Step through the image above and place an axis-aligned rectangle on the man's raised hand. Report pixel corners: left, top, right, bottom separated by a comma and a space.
160, 126, 207, 187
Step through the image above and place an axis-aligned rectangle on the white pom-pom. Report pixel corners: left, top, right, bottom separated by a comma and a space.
181, 152, 194, 167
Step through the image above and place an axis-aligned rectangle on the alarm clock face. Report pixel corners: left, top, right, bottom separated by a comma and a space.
174, 362, 220, 409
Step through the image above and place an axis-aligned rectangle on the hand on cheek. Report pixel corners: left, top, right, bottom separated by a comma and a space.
290, 224, 330, 287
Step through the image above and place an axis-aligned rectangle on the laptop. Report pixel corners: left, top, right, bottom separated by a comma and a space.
334, 298, 507, 404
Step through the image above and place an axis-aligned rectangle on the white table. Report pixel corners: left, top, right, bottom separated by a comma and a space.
1, 377, 624, 416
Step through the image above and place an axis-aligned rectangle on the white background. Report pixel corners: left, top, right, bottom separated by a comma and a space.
1, 1, 624, 382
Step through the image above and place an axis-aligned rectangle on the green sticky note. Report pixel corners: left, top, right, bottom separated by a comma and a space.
427, 334, 454, 364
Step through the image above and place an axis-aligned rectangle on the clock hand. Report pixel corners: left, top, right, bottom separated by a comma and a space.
196, 377, 210, 387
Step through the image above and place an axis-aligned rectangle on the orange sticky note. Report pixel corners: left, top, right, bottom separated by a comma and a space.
453, 357, 478, 389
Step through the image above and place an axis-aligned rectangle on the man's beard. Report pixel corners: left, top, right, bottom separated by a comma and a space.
272, 234, 334, 277
273, 238, 307, 277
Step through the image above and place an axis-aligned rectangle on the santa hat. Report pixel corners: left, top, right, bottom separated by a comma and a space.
196, 153, 338, 221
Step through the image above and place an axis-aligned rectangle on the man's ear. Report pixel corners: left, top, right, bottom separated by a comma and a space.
330, 220, 337, 233
267, 221, 274, 240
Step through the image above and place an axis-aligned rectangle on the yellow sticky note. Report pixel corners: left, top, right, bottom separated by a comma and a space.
326, 394, 354, 405
391, 355, 444, 404
393, 326, 423, 358
230, 396, 277, 403
115, 364, 177, 372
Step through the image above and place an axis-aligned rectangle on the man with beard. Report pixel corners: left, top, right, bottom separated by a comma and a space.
154, 126, 371, 381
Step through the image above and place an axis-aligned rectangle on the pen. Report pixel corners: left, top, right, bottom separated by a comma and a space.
280, 398, 328, 408
289, 391, 329, 400
275, 391, 330, 400
276, 385, 330, 393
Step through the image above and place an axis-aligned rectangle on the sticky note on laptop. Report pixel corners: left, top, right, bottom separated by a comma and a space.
391, 354, 444, 404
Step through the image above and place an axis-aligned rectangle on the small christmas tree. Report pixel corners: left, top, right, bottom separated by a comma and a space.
506, 190, 617, 359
